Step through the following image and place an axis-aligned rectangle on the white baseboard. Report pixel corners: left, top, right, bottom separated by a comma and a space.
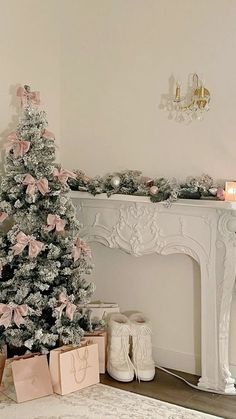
153, 346, 236, 380
153, 345, 201, 375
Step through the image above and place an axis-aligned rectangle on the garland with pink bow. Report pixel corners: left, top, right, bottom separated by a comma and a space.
72, 238, 91, 262
5, 132, 30, 158
12, 232, 44, 258
23, 174, 49, 197
55, 292, 76, 320
53, 167, 76, 183
0, 303, 28, 328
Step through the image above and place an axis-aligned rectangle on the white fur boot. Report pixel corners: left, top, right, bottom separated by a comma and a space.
107, 314, 134, 382
129, 312, 155, 381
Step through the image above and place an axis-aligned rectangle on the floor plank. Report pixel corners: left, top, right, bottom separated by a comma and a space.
100, 368, 236, 419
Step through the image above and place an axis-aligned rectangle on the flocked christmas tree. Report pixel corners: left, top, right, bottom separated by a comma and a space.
0, 85, 95, 354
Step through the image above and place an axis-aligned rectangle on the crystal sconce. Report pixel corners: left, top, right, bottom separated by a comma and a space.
161, 73, 210, 123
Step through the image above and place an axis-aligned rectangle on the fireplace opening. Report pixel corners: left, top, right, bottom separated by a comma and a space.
91, 243, 201, 376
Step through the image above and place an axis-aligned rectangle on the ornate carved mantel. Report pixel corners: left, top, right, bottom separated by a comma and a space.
71, 191, 236, 393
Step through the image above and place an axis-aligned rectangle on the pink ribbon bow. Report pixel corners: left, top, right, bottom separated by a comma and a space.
72, 238, 91, 262
5, 132, 30, 158
0, 303, 28, 328
12, 232, 44, 258
23, 174, 49, 196
53, 168, 76, 183
55, 292, 76, 321
17, 86, 40, 107
0, 212, 8, 223
45, 214, 66, 232
43, 129, 55, 140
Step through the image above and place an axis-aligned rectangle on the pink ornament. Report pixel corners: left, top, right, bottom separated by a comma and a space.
149, 185, 159, 196
217, 187, 225, 201
141, 176, 154, 187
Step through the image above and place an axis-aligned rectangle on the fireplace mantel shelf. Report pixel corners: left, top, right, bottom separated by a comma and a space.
70, 191, 236, 209
71, 191, 236, 394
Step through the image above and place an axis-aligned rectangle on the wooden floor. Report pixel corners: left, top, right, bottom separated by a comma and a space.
101, 368, 236, 419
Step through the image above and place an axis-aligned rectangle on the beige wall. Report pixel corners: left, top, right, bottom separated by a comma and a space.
60, 0, 236, 375
61, 0, 236, 180
0, 0, 61, 158
1, 0, 236, 375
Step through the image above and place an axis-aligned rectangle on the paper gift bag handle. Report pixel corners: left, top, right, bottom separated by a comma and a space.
12, 352, 41, 361
71, 345, 89, 384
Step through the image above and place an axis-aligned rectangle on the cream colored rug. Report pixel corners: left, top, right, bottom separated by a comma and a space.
0, 383, 222, 419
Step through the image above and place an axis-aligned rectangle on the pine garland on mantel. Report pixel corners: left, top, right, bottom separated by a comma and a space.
68, 170, 225, 204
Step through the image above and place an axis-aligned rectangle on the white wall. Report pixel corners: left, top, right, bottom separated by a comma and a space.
0, 0, 61, 158
60, 0, 236, 375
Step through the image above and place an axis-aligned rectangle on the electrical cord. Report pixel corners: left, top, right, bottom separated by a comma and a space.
156, 365, 236, 396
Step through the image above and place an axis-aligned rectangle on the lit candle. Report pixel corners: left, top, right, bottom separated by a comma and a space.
174, 81, 181, 103
200, 85, 205, 98
225, 181, 236, 201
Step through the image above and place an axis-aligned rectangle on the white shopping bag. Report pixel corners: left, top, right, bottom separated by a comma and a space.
81, 301, 120, 322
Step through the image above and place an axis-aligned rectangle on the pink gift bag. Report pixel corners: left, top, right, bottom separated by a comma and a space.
49, 341, 100, 395
1, 353, 53, 403
84, 331, 107, 373
0, 352, 7, 390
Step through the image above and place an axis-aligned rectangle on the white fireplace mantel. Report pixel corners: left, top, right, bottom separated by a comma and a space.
71, 191, 236, 393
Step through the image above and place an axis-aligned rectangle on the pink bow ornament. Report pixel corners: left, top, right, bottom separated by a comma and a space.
72, 238, 91, 262
17, 86, 40, 107
5, 132, 30, 158
43, 129, 55, 140
55, 293, 76, 321
53, 168, 76, 183
23, 174, 49, 196
45, 214, 66, 232
0, 303, 28, 328
0, 212, 8, 223
12, 232, 44, 258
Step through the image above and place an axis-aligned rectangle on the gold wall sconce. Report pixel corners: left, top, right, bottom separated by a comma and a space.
161, 73, 211, 123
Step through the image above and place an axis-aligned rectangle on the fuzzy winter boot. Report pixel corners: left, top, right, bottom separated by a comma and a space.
129, 312, 155, 381
107, 314, 134, 382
